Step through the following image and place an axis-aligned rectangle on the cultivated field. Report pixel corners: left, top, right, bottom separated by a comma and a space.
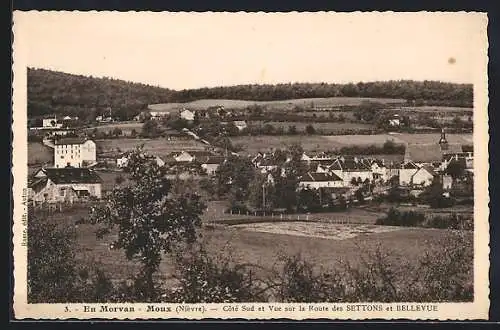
38, 206, 464, 284
231, 133, 473, 154
85, 122, 142, 136
400, 106, 474, 113
248, 121, 375, 133
28, 142, 53, 165
96, 138, 207, 157
149, 97, 406, 112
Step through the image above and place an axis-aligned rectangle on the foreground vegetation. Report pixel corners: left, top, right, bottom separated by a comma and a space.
28, 148, 473, 303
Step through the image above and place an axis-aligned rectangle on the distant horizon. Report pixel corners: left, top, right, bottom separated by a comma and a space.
29, 67, 474, 92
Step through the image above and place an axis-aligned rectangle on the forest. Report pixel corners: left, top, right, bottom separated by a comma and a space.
27, 68, 473, 121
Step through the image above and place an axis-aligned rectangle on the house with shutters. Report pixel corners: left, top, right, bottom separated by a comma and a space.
329, 157, 372, 186
28, 167, 103, 203
299, 172, 344, 189
54, 138, 97, 168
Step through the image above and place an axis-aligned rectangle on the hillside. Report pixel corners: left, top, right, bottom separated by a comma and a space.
28, 68, 474, 121
28, 68, 175, 121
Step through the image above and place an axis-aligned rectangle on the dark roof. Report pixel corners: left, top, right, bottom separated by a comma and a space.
201, 156, 225, 164
334, 158, 371, 171
258, 159, 280, 166
402, 161, 419, 169
43, 168, 102, 184
29, 177, 48, 192
302, 172, 343, 182
189, 151, 214, 158
54, 137, 88, 145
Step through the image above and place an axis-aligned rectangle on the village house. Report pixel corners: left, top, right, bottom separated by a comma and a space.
200, 156, 225, 175
180, 109, 196, 121
369, 159, 388, 182
117, 153, 165, 168
410, 166, 436, 187
329, 157, 372, 187
388, 114, 401, 127
233, 120, 248, 131
299, 172, 344, 189
54, 138, 97, 168
149, 111, 170, 120
441, 174, 453, 190
28, 167, 103, 204
441, 152, 474, 172
42, 117, 63, 129
399, 161, 419, 186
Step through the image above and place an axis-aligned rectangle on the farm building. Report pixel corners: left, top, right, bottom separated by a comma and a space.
28, 167, 103, 203
399, 161, 419, 186
180, 109, 196, 121
299, 172, 344, 189
410, 166, 436, 187
329, 157, 372, 186
233, 121, 248, 131
42, 117, 63, 129
54, 138, 97, 168
200, 156, 225, 175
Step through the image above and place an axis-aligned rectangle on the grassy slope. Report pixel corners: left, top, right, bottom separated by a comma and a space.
148, 97, 406, 112
39, 206, 471, 284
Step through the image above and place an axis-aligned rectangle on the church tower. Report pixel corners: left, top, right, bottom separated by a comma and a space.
439, 128, 449, 151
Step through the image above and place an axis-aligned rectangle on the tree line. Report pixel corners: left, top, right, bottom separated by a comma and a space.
28, 68, 473, 121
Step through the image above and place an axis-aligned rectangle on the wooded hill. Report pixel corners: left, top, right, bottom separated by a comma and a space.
28, 68, 473, 120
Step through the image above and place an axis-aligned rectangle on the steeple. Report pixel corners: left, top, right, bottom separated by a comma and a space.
439, 128, 449, 150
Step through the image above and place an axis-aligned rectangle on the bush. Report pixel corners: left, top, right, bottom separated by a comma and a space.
376, 208, 425, 227
170, 247, 262, 303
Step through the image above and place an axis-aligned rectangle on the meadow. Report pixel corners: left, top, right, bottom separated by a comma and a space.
231, 133, 473, 154
85, 122, 143, 136
36, 205, 463, 285
148, 97, 406, 112
247, 121, 375, 133
95, 138, 207, 158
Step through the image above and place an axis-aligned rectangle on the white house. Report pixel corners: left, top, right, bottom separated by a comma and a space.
200, 156, 225, 175
399, 161, 420, 186
116, 156, 129, 168
329, 157, 372, 186
442, 174, 453, 190
299, 172, 344, 189
54, 138, 97, 168
233, 121, 248, 131
42, 117, 63, 129
180, 109, 195, 121
28, 168, 102, 203
370, 159, 387, 181
150, 111, 170, 120
410, 166, 435, 187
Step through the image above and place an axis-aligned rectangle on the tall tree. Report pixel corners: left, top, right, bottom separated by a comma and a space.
89, 147, 205, 299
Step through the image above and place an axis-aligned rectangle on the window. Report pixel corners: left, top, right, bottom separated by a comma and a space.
60, 188, 65, 196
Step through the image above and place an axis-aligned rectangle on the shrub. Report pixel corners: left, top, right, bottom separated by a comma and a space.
170, 246, 262, 303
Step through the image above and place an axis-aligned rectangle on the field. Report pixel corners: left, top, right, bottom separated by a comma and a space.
148, 97, 406, 112
231, 133, 473, 154
96, 138, 207, 157
38, 206, 463, 284
85, 122, 142, 136
28, 142, 53, 165
400, 106, 474, 113
248, 121, 375, 133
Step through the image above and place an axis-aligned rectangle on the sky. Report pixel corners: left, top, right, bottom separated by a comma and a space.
13, 11, 487, 90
